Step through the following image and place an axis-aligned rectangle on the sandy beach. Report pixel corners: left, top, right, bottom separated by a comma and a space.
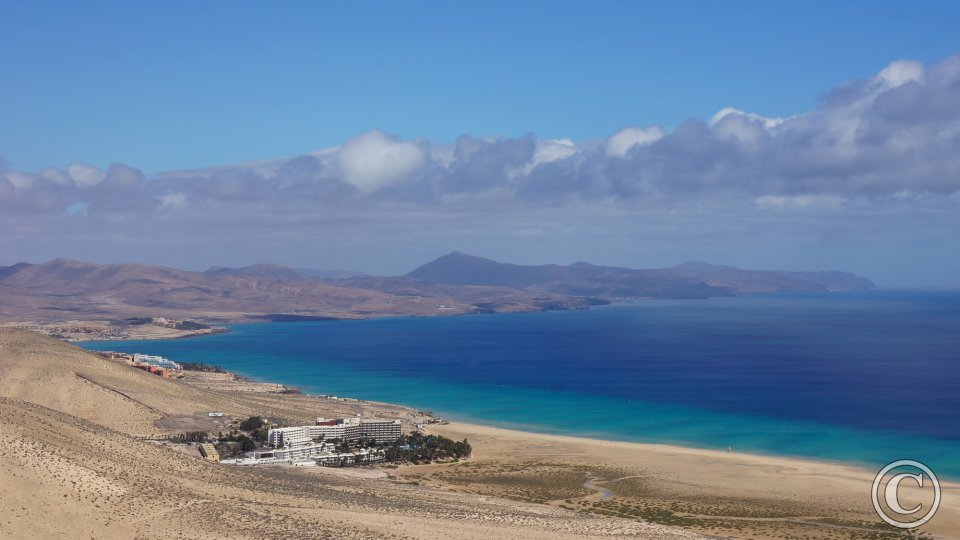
411, 421, 960, 538
1, 328, 955, 539
0, 319, 229, 342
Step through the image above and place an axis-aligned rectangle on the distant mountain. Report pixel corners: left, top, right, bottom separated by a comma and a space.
296, 268, 367, 281
407, 252, 876, 297
0, 259, 394, 322
0, 262, 34, 280
203, 264, 367, 282
0, 253, 875, 325
0, 258, 595, 323
407, 252, 569, 288
204, 263, 310, 281
667, 261, 877, 293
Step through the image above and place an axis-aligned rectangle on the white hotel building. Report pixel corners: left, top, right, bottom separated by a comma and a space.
267, 417, 402, 449
133, 353, 183, 370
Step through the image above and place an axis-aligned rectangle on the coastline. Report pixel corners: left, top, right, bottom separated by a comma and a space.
410, 420, 960, 537
431, 419, 960, 489
4, 328, 705, 539
81, 320, 960, 481
167, 361, 960, 537
1, 320, 231, 342
2, 290, 911, 343
195, 357, 960, 489
12, 326, 959, 538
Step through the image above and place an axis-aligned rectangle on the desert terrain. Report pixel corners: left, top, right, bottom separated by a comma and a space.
1, 328, 953, 539
0, 328, 697, 539
403, 423, 959, 539
0, 254, 875, 334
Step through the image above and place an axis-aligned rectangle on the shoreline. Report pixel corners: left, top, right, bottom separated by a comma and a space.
164, 361, 960, 536
432, 419, 960, 487
4, 290, 923, 343
410, 420, 960, 537
80, 328, 960, 484
2, 320, 231, 342
7, 327, 708, 540
27, 328, 960, 538
0, 292, 844, 342
191, 358, 960, 484
173, 357, 960, 488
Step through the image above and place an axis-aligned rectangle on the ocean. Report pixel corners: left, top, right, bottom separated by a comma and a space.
81, 290, 960, 478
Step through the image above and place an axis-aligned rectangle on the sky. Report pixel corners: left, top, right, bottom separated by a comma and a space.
2, 1, 960, 287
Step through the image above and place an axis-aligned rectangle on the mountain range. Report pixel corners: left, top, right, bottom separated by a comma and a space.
0, 252, 875, 324
407, 252, 875, 298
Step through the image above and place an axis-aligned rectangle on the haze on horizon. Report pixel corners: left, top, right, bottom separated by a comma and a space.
2, 2, 960, 288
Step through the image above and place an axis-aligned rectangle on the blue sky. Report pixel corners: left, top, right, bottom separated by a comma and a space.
2, 1, 959, 172
2, 1, 960, 287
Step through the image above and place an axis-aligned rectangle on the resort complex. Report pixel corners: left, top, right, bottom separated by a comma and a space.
133, 353, 183, 370
225, 417, 405, 466
94, 351, 183, 378
90, 351, 421, 467
266, 417, 403, 447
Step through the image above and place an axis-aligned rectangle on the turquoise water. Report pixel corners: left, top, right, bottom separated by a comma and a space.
82, 291, 960, 478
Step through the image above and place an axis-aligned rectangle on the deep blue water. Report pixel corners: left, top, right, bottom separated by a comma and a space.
82, 291, 960, 478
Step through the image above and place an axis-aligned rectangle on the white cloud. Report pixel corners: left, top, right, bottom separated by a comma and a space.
754, 194, 846, 211
4, 53, 960, 270
429, 144, 456, 167
3, 170, 35, 189
512, 138, 579, 176
709, 107, 785, 129
606, 126, 664, 156
158, 192, 187, 209
66, 163, 106, 188
877, 60, 924, 87
38, 167, 72, 185
709, 110, 772, 146
105, 163, 144, 187
334, 130, 427, 192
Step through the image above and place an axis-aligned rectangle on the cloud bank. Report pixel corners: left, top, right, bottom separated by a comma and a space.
2, 56, 960, 283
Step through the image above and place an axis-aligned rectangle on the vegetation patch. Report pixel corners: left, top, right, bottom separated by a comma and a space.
179, 361, 227, 373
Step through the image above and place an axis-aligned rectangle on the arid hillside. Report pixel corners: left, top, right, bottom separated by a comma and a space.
0, 254, 876, 328
0, 329, 698, 539
0, 258, 596, 325
407, 252, 876, 297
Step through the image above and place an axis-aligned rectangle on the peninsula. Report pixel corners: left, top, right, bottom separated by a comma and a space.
0, 253, 875, 340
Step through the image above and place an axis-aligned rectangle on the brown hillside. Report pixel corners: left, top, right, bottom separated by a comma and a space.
0, 329, 693, 539
0, 259, 594, 324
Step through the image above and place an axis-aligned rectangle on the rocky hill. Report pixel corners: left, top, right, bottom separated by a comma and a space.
407, 252, 875, 297
0, 253, 875, 325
